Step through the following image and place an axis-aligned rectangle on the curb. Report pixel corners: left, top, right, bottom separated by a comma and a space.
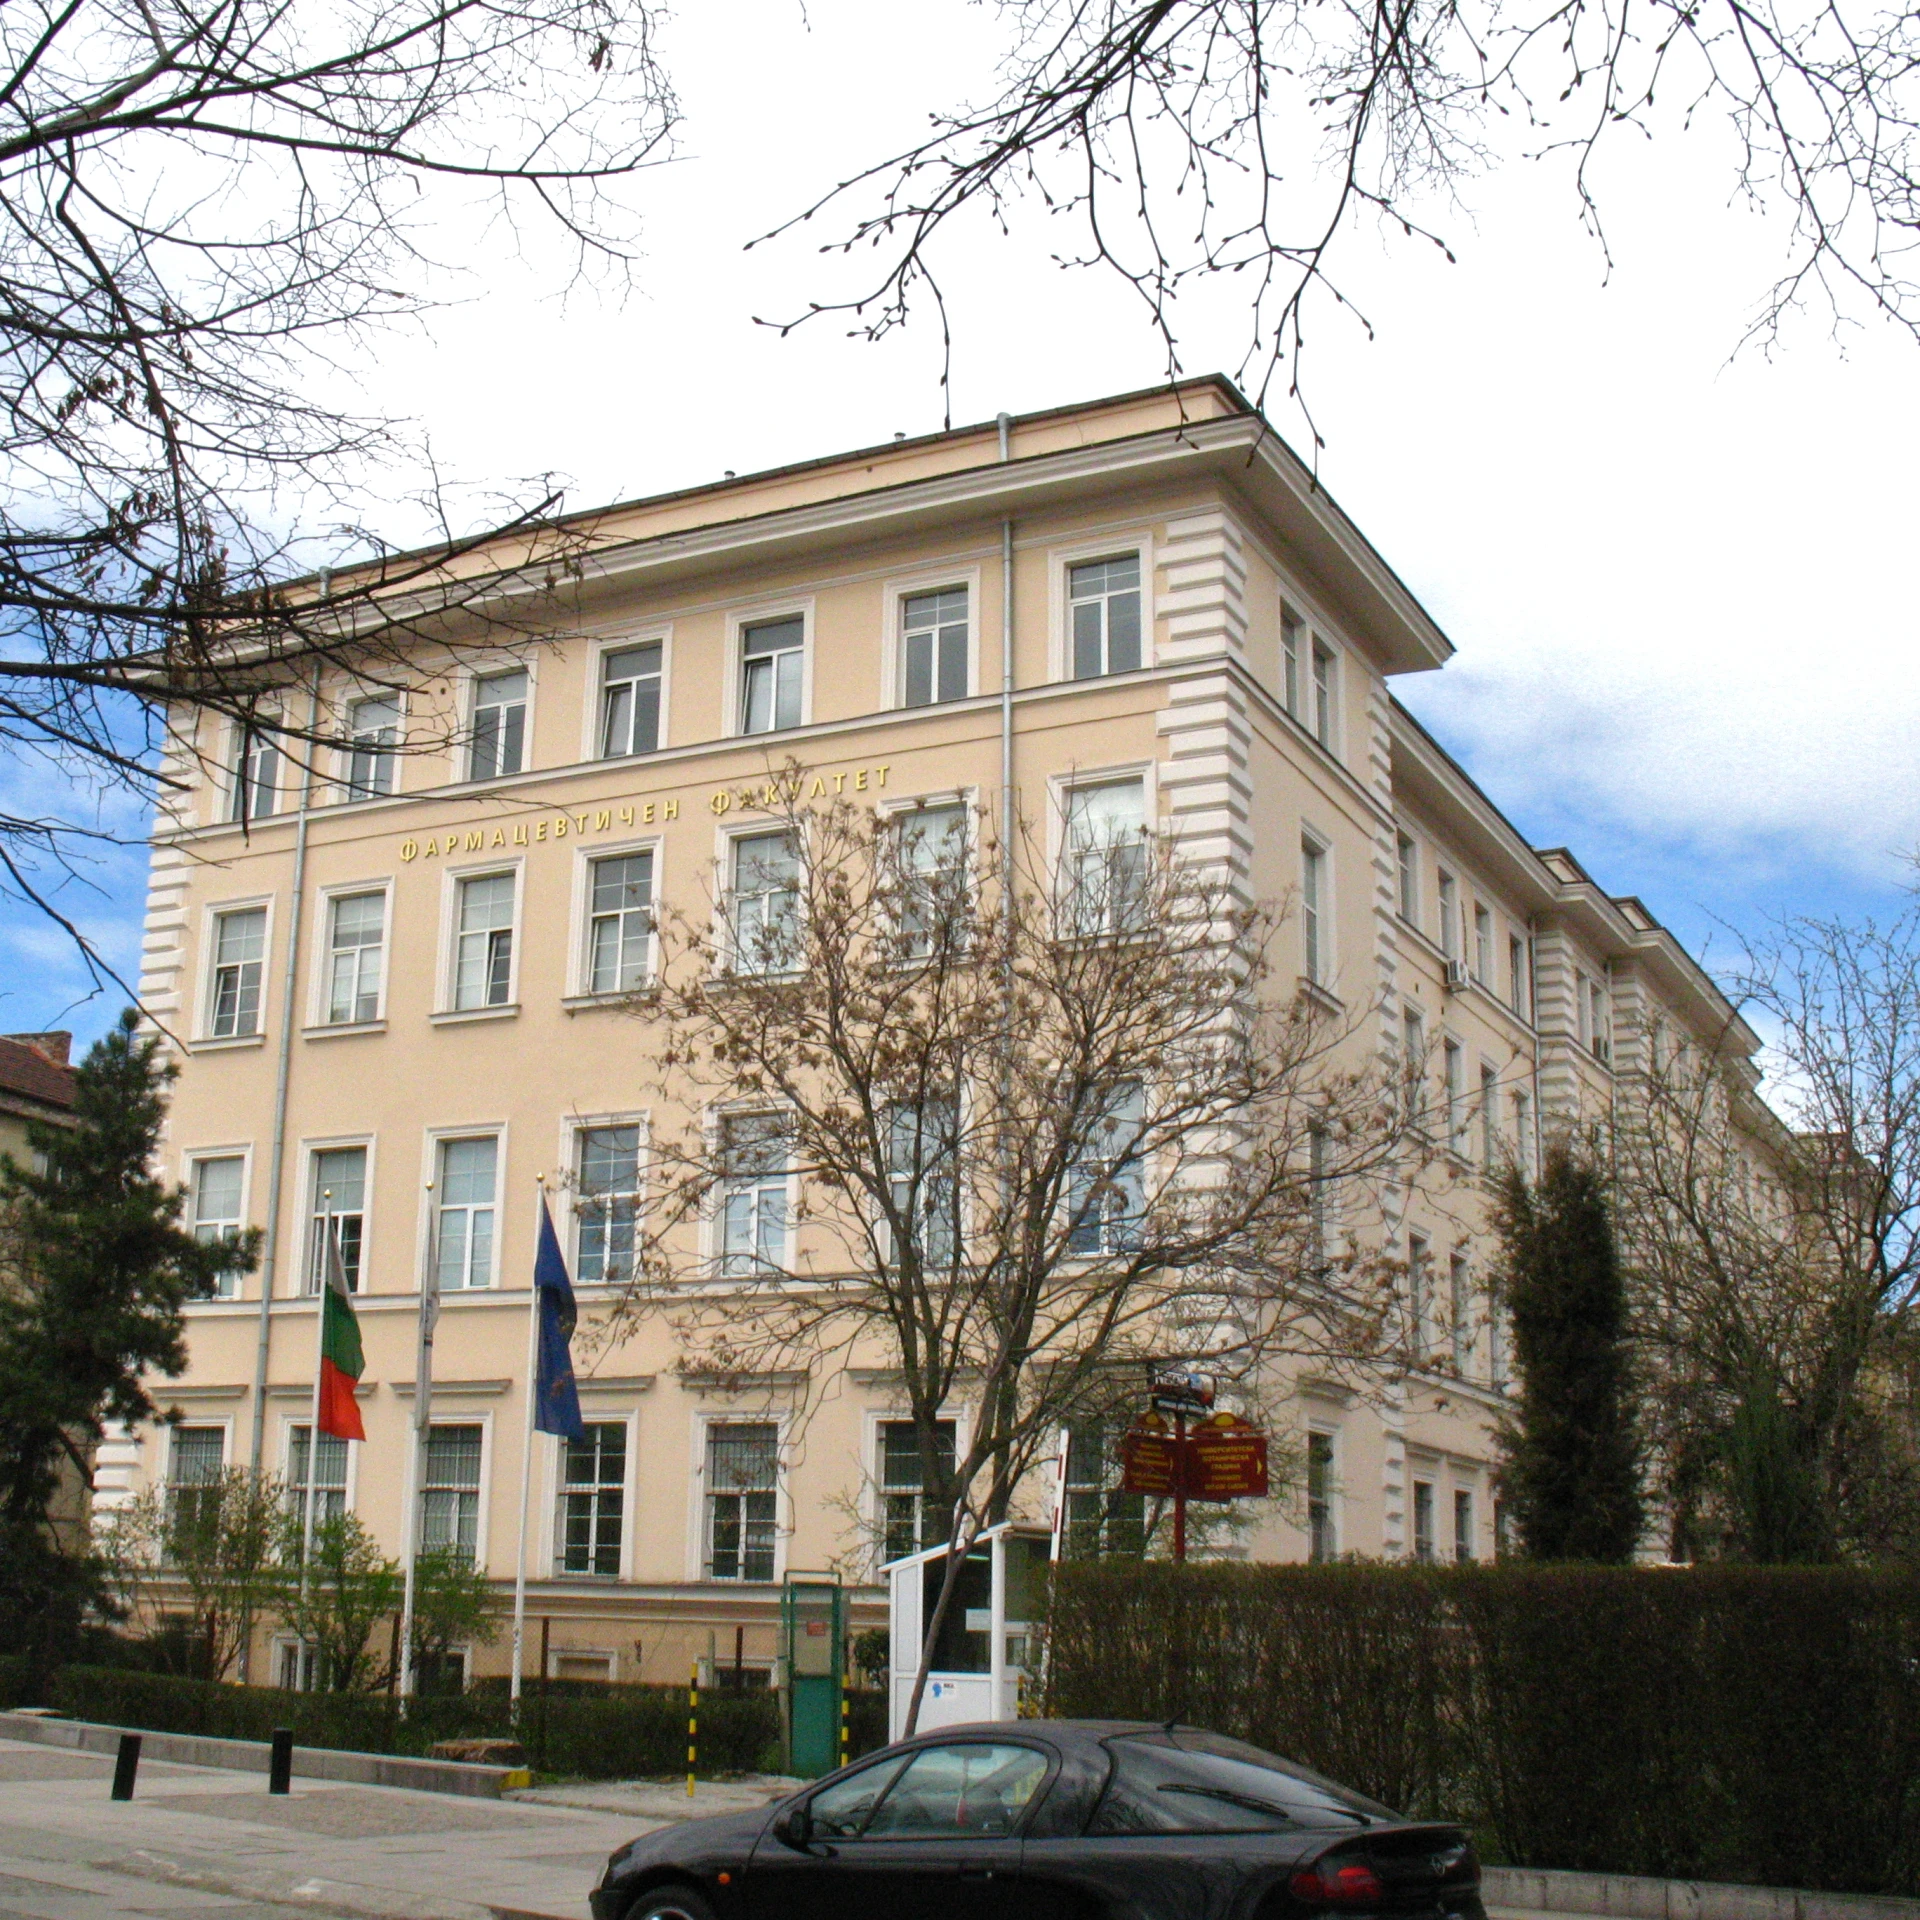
1483, 1868, 1920, 1920
110, 1847, 502, 1920
0, 1710, 527, 1799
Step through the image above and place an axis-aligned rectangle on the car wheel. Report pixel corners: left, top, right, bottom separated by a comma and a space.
626, 1888, 717, 1920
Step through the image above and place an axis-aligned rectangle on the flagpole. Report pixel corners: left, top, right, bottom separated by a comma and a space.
298, 1194, 331, 1687
509, 1175, 543, 1717
398, 1175, 437, 1703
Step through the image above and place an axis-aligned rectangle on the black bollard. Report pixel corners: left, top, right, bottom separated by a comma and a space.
110, 1733, 141, 1801
268, 1728, 293, 1796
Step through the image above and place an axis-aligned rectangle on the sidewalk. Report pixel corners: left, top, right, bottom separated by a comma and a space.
0, 1736, 790, 1920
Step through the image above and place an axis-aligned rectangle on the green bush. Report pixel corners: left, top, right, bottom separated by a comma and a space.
0, 1653, 41, 1709
1043, 1563, 1920, 1896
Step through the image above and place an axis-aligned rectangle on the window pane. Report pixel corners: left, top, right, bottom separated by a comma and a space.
742, 617, 802, 659
192, 1157, 244, 1234
440, 1136, 496, 1205
216, 908, 266, 967
866, 1744, 1049, 1838
312, 1147, 366, 1214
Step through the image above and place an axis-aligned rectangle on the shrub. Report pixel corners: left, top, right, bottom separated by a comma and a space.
1042, 1562, 1920, 1896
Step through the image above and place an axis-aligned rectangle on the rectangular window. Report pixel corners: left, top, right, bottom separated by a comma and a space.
730, 831, 801, 974
1402, 1006, 1425, 1124
1307, 1432, 1336, 1563
740, 617, 803, 735
1412, 1479, 1436, 1562
434, 1136, 497, 1291
1491, 1298, 1509, 1391
1512, 1089, 1534, 1178
209, 907, 267, 1039
325, 890, 385, 1025
420, 1424, 483, 1562
1311, 642, 1336, 748
879, 1420, 956, 1562
886, 1099, 960, 1270
190, 1156, 245, 1298
576, 1124, 641, 1287
1509, 934, 1529, 1018
1396, 832, 1417, 922
1308, 1124, 1330, 1271
1480, 1064, 1498, 1167
719, 1113, 789, 1276
706, 1423, 778, 1581
1450, 1249, 1472, 1370
1063, 1423, 1147, 1560
308, 1145, 367, 1293
1067, 1084, 1145, 1256
1473, 905, 1492, 983
453, 872, 515, 1009
1068, 554, 1142, 679
344, 695, 399, 799
1408, 1231, 1430, 1361
1444, 1040, 1465, 1153
1301, 839, 1326, 986
587, 850, 654, 993
1576, 970, 1593, 1048
1454, 1488, 1475, 1564
558, 1422, 626, 1576
1281, 604, 1303, 714
287, 1425, 348, 1537
1064, 779, 1147, 935
1590, 979, 1611, 1062
230, 724, 279, 825
1437, 872, 1458, 957
469, 670, 527, 781
168, 1426, 226, 1535
894, 802, 968, 957
901, 587, 969, 707
600, 642, 663, 759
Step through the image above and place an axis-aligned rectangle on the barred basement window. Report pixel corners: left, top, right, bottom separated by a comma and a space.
1412, 1480, 1436, 1563
420, 1424, 483, 1562
168, 1426, 226, 1535
287, 1425, 348, 1537
1063, 1423, 1146, 1559
558, 1423, 626, 1576
1307, 1432, 1337, 1563
707, 1423, 777, 1582
879, 1419, 955, 1562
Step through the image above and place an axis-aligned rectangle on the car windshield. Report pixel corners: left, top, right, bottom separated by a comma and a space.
1088, 1732, 1397, 1836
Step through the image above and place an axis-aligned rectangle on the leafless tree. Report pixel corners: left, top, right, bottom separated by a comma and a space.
1612, 903, 1920, 1560
768, 0, 1920, 436
0, 0, 679, 985
604, 775, 1409, 1731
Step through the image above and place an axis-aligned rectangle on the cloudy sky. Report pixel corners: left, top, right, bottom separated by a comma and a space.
4, 0, 1915, 1046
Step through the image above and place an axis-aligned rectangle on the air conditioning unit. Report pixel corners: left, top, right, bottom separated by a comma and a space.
1444, 958, 1470, 993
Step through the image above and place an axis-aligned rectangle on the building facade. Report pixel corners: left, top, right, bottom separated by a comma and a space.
107, 379, 1757, 1687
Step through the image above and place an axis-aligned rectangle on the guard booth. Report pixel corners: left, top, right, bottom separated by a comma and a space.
780, 1576, 846, 1777
883, 1523, 1051, 1743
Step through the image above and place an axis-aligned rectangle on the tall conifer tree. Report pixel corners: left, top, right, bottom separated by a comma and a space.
1493, 1143, 1644, 1561
0, 1011, 254, 1655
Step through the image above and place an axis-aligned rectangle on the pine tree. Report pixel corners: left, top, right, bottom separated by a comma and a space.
0, 1011, 255, 1656
1493, 1143, 1644, 1561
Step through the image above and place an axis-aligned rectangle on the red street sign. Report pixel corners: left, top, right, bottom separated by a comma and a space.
1118, 1412, 1269, 1502
1186, 1415, 1270, 1502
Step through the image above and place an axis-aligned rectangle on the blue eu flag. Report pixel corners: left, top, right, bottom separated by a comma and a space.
534, 1195, 586, 1440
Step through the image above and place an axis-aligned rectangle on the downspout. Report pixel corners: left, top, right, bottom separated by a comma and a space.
249, 675, 321, 1473
997, 411, 1015, 923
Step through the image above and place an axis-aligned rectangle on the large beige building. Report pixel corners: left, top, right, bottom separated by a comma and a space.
106, 379, 1756, 1688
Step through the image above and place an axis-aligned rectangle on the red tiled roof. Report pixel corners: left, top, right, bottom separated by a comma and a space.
0, 1035, 78, 1114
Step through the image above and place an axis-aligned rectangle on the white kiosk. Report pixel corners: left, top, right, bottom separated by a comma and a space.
883, 1522, 1052, 1742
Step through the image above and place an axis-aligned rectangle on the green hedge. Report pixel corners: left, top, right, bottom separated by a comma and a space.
42, 1663, 892, 1780
1041, 1564, 1920, 1896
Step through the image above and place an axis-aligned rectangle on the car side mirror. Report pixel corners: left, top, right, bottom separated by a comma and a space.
772, 1805, 811, 1851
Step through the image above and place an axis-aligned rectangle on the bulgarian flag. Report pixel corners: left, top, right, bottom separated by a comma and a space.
317, 1225, 366, 1442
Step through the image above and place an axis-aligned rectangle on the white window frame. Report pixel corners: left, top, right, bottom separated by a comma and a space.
301, 1135, 375, 1298
1048, 763, 1156, 939
1449, 1246, 1473, 1371
1407, 1229, 1431, 1361
1280, 602, 1305, 717
464, 659, 535, 784
337, 689, 405, 801
1453, 1483, 1477, 1564
690, 1410, 789, 1585
581, 628, 673, 763
722, 823, 804, 977
226, 715, 282, 826
1473, 903, 1493, 984
281, 1412, 360, 1530
725, 599, 814, 737
1300, 831, 1331, 987
199, 895, 274, 1045
1305, 1426, 1339, 1562
572, 838, 660, 997
437, 859, 523, 1017
418, 1125, 508, 1293
860, 1404, 973, 1575
883, 563, 981, 710
563, 1110, 649, 1290
708, 1107, 796, 1279
881, 791, 975, 958
1443, 1038, 1466, 1155
164, 1420, 232, 1513
1437, 871, 1459, 959
1479, 1061, 1499, 1168
310, 879, 391, 1029
416, 1413, 494, 1566
1410, 1474, 1438, 1563
184, 1148, 252, 1298
552, 1411, 635, 1580
1396, 830, 1419, 924
1048, 531, 1156, 682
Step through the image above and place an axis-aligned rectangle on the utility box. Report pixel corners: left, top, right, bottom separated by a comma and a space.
883, 1523, 1050, 1743
780, 1576, 846, 1778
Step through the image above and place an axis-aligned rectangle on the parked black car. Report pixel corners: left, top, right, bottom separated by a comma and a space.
591, 1719, 1484, 1920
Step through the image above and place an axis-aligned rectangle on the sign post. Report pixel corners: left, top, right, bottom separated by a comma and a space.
1120, 1370, 1269, 1562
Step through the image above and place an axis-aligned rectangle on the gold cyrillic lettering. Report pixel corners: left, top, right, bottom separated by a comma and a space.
854, 769, 868, 792
875, 764, 891, 788
553, 816, 568, 838
642, 802, 655, 824
619, 807, 634, 827
490, 828, 506, 848
709, 791, 730, 816
595, 810, 611, 831
423, 837, 440, 858
664, 798, 679, 820
512, 823, 528, 845
808, 776, 826, 798
833, 772, 847, 794
535, 821, 548, 842
400, 839, 418, 862
465, 830, 484, 851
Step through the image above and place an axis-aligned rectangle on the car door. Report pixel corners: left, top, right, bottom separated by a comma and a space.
747, 1738, 1051, 1920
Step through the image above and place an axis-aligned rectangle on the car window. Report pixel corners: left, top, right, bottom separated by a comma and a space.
806, 1755, 910, 1839
1089, 1733, 1395, 1835
864, 1742, 1049, 1840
